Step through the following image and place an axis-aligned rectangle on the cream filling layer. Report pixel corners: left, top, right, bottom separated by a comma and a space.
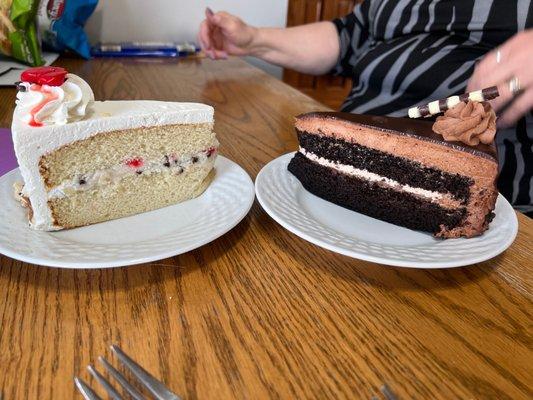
300, 147, 452, 203
47, 149, 216, 200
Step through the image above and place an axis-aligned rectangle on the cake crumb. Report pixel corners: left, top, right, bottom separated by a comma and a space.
13, 182, 34, 221
13, 182, 25, 202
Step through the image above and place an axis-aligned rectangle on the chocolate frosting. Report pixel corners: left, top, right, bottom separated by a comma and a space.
297, 111, 497, 162
432, 101, 496, 146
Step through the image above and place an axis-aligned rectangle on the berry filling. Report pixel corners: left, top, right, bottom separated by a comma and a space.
206, 147, 216, 157
125, 157, 144, 169
47, 147, 218, 199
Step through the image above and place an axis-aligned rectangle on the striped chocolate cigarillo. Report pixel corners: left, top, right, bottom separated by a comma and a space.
408, 86, 499, 118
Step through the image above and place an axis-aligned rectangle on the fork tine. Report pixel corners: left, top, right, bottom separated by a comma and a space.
87, 365, 124, 400
74, 377, 103, 400
381, 384, 398, 400
99, 356, 146, 400
110, 345, 181, 400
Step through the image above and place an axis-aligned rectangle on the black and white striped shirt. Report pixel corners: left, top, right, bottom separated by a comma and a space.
332, 0, 533, 215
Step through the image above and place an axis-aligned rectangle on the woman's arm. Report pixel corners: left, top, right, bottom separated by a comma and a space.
197, 9, 340, 75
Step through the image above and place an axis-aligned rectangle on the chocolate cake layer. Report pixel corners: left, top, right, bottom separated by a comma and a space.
297, 131, 472, 203
288, 153, 467, 234
298, 112, 497, 161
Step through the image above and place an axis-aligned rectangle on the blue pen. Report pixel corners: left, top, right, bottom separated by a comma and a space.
91, 42, 200, 58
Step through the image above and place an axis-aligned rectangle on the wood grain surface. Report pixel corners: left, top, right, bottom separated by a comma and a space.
0, 57, 532, 400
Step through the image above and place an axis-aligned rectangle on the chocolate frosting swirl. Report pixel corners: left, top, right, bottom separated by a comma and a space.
432, 101, 496, 146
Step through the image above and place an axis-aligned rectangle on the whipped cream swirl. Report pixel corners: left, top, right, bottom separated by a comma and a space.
432, 100, 496, 146
15, 73, 94, 126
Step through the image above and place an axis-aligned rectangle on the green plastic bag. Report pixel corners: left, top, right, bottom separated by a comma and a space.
0, 0, 43, 66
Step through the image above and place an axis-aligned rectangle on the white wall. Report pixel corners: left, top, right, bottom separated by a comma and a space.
85, 0, 289, 78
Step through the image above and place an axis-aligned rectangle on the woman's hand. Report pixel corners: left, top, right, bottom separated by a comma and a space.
197, 8, 258, 59
467, 30, 533, 127
197, 8, 339, 75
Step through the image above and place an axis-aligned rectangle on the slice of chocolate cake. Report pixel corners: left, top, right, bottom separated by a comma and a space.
288, 104, 499, 238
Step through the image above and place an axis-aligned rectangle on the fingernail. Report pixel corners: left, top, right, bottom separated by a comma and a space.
221, 52, 228, 59
206, 7, 214, 16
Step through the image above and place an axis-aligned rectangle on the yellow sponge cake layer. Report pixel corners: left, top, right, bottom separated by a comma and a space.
49, 162, 215, 229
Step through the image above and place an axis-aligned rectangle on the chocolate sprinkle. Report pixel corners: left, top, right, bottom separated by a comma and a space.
418, 105, 430, 117
192, 156, 199, 163
136, 171, 143, 175
458, 93, 470, 102
163, 156, 171, 168
481, 86, 499, 100
79, 178, 86, 185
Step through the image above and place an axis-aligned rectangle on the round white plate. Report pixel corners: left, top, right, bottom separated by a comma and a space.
256, 152, 519, 268
0, 156, 254, 268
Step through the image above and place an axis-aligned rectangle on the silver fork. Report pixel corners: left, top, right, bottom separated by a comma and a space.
74, 344, 181, 400
371, 383, 398, 400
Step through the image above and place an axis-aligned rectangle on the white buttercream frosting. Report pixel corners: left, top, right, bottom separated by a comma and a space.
15, 73, 94, 126
299, 147, 444, 201
12, 98, 214, 230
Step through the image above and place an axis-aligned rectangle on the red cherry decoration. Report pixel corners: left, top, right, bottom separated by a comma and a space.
20, 66, 68, 87
125, 157, 144, 169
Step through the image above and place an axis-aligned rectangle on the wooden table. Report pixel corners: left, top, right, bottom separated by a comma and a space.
0, 57, 532, 400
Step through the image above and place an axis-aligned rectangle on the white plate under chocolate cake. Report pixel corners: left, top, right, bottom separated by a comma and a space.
288, 95, 500, 239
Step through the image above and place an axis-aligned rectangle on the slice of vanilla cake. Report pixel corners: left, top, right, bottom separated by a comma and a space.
12, 66, 218, 231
